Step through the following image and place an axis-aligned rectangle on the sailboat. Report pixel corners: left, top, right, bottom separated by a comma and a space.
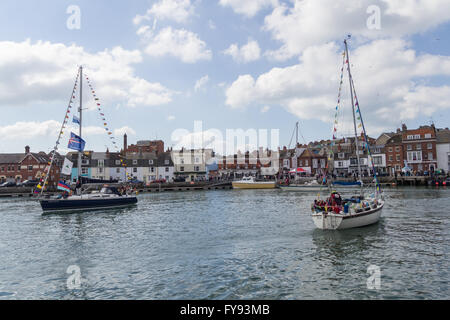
38, 66, 138, 213
311, 39, 384, 230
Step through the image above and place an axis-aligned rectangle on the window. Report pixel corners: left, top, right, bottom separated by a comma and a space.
81, 159, 89, 165
165, 160, 169, 165
283, 159, 289, 167
338, 153, 345, 159
115, 160, 121, 165
98, 160, 104, 167
116, 168, 120, 173
133, 168, 137, 173
373, 156, 382, 165
427, 143, 432, 150
305, 160, 308, 166
150, 167, 154, 173
180, 166, 184, 172
28, 165, 33, 171
428, 152, 433, 160
313, 159, 318, 168
81, 168, 88, 175
165, 176, 169, 180
180, 158, 184, 164
194, 166, 200, 172
320, 159, 326, 168
165, 167, 169, 172
396, 154, 400, 161
407, 144, 412, 151
407, 135, 414, 140
425, 133, 431, 139
133, 160, 138, 165
416, 144, 421, 150
389, 155, 393, 161
338, 161, 344, 167
195, 157, 200, 163
414, 134, 421, 139
388, 147, 393, 152
98, 167, 103, 173
299, 160, 303, 166
395, 147, 400, 152
407, 151, 422, 162
149, 160, 154, 165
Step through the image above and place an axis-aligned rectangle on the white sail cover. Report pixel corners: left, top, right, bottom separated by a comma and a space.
61, 158, 73, 176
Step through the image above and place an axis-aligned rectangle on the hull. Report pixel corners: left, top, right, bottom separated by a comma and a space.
40, 196, 137, 213
280, 184, 324, 191
232, 182, 276, 189
312, 201, 384, 230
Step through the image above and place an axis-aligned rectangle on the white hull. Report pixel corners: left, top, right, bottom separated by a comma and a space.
280, 185, 324, 191
312, 200, 384, 230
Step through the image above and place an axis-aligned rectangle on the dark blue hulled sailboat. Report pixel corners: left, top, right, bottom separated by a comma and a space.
38, 66, 137, 213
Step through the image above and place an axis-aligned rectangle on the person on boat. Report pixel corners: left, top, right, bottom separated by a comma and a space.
75, 177, 82, 195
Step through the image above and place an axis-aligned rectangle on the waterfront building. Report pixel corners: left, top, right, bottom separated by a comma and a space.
0, 146, 62, 185
436, 128, 450, 173
171, 148, 214, 182
385, 133, 404, 175
124, 136, 165, 155
401, 124, 438, 173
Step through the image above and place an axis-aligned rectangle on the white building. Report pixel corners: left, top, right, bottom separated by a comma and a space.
436, 129, 450, 173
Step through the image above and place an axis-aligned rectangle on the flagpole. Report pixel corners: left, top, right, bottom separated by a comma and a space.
78, 66, 83, 189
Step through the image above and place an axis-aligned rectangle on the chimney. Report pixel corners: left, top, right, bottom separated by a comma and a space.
396, 128, 401, 133
401, 123, 407, 131
25, 146, 30, 154
123, 133, 128, 152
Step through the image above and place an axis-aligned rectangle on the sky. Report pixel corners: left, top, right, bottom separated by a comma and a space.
0, 0, 449, 155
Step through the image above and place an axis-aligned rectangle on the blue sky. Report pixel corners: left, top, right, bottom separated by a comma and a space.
0, 0, 449, 154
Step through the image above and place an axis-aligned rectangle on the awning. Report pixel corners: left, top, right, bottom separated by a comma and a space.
289, 167, 310, 174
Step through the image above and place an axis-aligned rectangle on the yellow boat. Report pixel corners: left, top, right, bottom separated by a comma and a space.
232, 176, 276, 189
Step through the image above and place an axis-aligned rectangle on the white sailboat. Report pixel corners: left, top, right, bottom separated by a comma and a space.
311, 39, 384, 230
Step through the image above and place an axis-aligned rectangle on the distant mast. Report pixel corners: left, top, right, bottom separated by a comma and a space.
344, 39, 363, 197
78, 66, 83, 185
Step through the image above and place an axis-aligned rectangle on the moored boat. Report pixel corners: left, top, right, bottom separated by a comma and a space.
232, 176, 276, 189
310, 39, 384, 230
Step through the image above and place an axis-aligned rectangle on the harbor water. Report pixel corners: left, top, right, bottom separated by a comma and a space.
0, 187, 448, 299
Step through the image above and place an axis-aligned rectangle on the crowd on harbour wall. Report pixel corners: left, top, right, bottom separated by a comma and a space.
0, 124, 449, 188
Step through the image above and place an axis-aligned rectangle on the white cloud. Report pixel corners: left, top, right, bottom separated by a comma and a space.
194, 75, 209, 91
167, 115, 176, 121
114, 126, 136, 136
134, 0, 195, 24
264, 0, 450, 61
219, 0, 278, 17
225, 39, 450, 134
140, 27, 212, 63
224, 39, 261, 63
0, 40, 174, 108
0, 120, 61, 140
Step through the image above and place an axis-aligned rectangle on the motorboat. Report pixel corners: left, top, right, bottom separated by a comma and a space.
232, 176, 276, 189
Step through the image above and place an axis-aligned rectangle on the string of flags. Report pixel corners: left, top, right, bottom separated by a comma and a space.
36, 69, 81, 193
84, 74, 132, 181
328, 51, 347, 162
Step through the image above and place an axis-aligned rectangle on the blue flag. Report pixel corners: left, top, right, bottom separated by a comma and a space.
68, 132, 86, 151
73, 115, 80, 124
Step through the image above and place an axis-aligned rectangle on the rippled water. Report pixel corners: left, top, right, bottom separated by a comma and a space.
0, 187, 448, 299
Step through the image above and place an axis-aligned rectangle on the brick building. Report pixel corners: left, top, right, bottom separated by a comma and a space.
123, 133, 164, 154
0, 146, 62, 185
401, 124, 437, 173
385, 134, 404, 175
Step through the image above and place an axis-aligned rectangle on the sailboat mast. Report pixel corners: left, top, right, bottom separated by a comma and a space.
296, 121, 299, 147
344, 40, 363, 196
77, 66, 83, 184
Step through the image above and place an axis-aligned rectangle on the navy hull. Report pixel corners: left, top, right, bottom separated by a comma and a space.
40, 196, 137, 213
